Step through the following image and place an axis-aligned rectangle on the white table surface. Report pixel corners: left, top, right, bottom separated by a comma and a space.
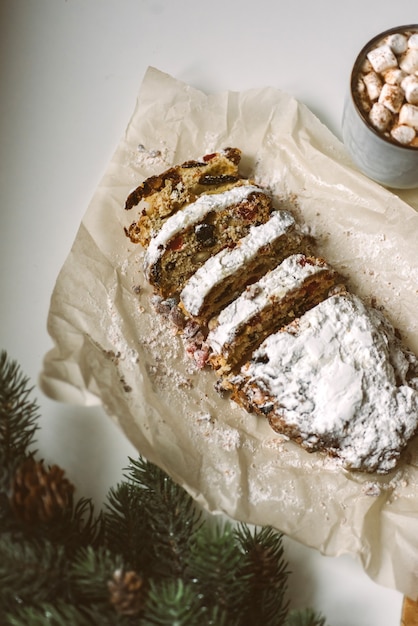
1, 1, 417, 624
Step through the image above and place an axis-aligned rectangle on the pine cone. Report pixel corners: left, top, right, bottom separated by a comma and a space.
108, 569, 145, 616
10, 457, 75, 524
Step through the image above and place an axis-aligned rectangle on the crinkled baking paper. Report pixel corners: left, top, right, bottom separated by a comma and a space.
41, 67, 418, 598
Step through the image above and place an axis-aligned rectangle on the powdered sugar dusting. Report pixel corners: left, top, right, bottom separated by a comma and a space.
234, 292, 418, 473
95, 288, 140, 370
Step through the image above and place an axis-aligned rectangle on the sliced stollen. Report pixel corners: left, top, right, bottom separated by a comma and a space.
124, 147, 418, 474
206, 254, 342, 375
143, 182, 274, 298
179, 209, 312, 323
228, 292, 418, 474
124, 147, 242, 246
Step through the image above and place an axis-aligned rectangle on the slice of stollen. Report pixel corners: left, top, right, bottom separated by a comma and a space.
206, 254, 341, 375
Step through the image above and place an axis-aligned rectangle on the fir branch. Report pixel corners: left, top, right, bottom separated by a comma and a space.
0, 536, 68, 615
0, 351, 39, 479
126, 457, 202, 578
187, 522, 247, 619
202, 605, 233, 626
235, 524, 289, 625
0, 489, 14, 531
4, 601, 118, 626
0, 355, 331, 626
65, 496, 104, 551
141, 578, 212, 626
70, 545, 122, 609
104, 481, 150, 572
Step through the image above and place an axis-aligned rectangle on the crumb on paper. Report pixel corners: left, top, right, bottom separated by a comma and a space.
124, 141, 173, 183
263, 435, 290, 449
190, 411, 241, 452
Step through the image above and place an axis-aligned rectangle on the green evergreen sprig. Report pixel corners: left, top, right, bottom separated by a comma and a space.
236, 524, 289, 624
0, 350, 39, 482
0, 350, 328, 625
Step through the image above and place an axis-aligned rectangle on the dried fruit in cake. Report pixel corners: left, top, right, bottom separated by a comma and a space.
228, 292, 418, 473
125, 147, 242, 246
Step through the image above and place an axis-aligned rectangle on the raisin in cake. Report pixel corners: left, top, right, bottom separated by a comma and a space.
125, 147, 242, 246
228, 292, 418, 473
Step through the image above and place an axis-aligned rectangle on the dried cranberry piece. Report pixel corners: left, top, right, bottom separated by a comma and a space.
167, 235, 184, 251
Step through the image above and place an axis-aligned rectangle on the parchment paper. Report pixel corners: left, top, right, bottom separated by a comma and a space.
41, 67, 418, 597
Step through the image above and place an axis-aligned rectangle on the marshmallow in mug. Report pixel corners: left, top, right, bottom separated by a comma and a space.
354, 29, 418, 147
399, 103, 418, 128
402, 74, 418, 104
368, 44, 398, 73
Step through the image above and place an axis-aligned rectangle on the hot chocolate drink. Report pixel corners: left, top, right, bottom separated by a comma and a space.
342, 24, 418, 188
353, 28, 418, 147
